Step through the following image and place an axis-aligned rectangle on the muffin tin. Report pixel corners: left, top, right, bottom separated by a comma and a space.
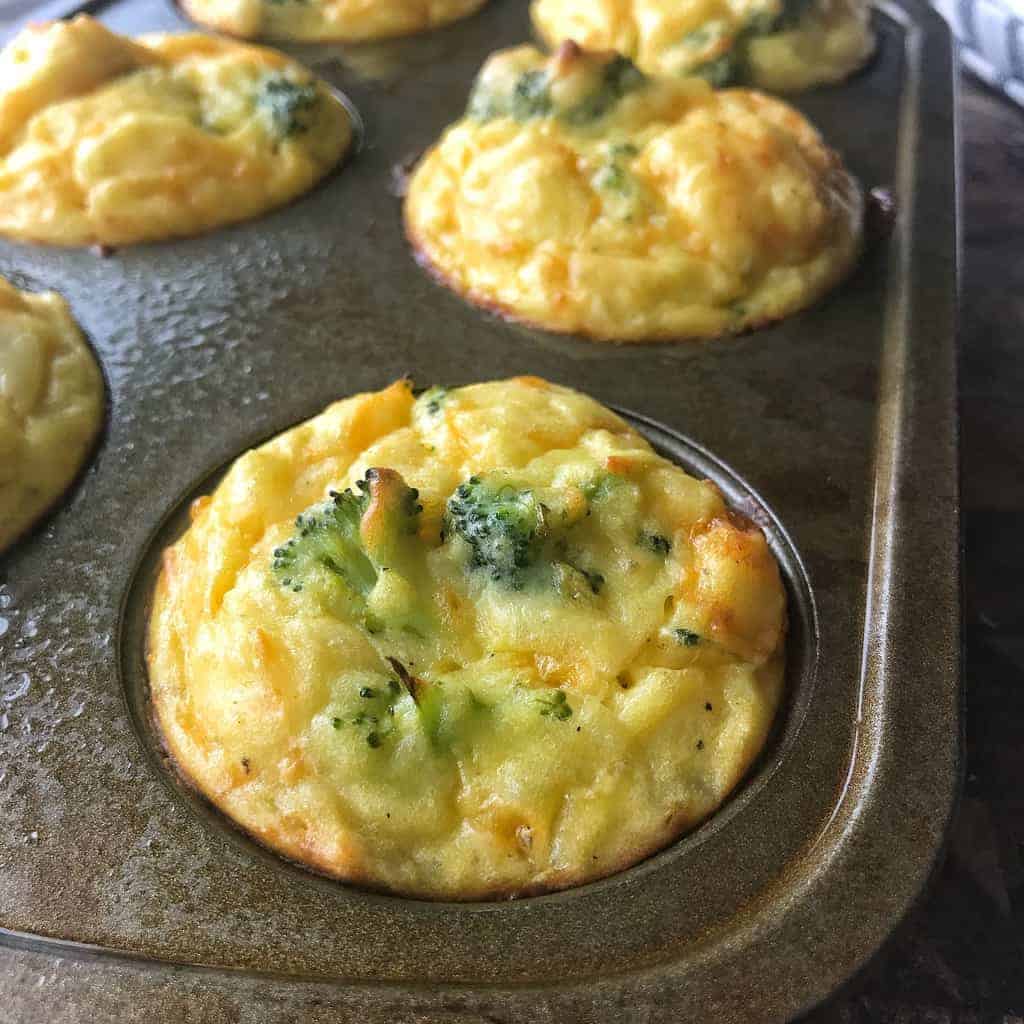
0, 0, 960, 1019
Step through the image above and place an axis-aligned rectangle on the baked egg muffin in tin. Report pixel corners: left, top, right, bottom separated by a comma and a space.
531, 0, 874, 92
179, 0, 488, 43
404, 44, 863, 344
0, 276, 104, 554
148, 377, 787, 899
0, 16, 353, 247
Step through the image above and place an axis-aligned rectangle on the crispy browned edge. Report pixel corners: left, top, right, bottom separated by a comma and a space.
143, 390, 788, 901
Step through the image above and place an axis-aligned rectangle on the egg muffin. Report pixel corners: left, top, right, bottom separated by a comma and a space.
180, 0, 487, 42
0, 277, 104, 553
148, 377, 787, 899
404, 45, 863, 343
532, 0, 874, 92
0, 17, 353, 247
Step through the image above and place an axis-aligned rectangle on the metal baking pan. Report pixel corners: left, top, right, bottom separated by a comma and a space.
0, 0, 960, 1018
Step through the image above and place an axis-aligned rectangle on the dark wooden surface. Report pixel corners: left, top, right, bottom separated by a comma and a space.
804, 76, 1024, 1023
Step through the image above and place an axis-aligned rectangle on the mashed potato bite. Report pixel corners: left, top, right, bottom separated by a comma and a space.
180, 0, 487, 42
0, 277, 103, 553
0, 17, 353, 246
532, 0, 874, 92
404, 44, 863, 343
148, 377, 787, 899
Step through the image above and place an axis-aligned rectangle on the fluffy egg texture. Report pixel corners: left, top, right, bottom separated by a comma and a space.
404, 45, 863, 343
0, 277, 104, 553
148, 377, 788, 899
531, 0, 874, 91
0, 17, 353, 246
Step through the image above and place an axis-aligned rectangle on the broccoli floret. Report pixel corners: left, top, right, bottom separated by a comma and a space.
468, 54, 646, 126
510, 69, 554, 120
272, 489, 374, 598
272, 468, 422, 611
468, 68, 553, 122
672, 21, 744, 85
417, 682, 491, 749
444, 474, 611, 596
330, 676, 402, 749
388, 657, 490, 750
444, 476, 544, 588
256, 75, 319, 138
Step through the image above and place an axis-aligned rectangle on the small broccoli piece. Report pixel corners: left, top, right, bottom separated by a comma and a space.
638, 531, 672, 555
468, 55, 645, 126
444, 476, 544, 588
445, 474, 611, 595
511, 69, 553, 119
358, 467, 423, 567
330, 678, 401, 749
564, 55, 647, 124
674, 628, 702, 647
583, 473, 623, 502
691, 53, 740, 87
256, 75, 319, 138
272, 468, 422, 611
595, 162, 629, 194
468, 67, 553, 122
419, 385, 449, 415
535, 689, 573, 721
272, 489, 374, 598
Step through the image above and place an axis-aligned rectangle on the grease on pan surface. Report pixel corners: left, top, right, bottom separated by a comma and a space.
0, 277, 103, 554
179, 0, 488, 42
148, 377, 787, 899
404, 45, 863, 344
531, 0, 874, 92
0, 16, 352, 246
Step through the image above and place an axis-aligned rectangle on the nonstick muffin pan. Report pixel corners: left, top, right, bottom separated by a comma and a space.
0, 0, 960, 1019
